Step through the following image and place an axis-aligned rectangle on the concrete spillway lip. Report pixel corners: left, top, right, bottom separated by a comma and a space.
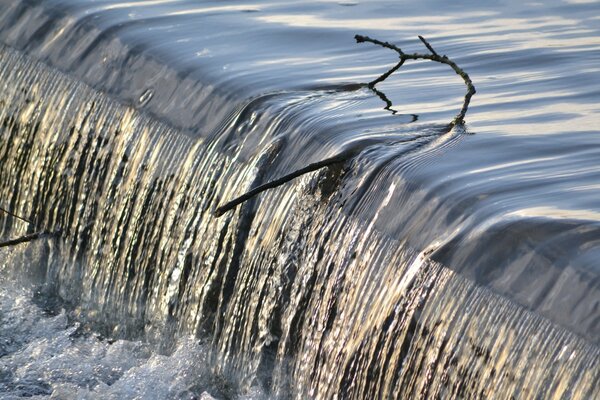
0, 0, 598, 346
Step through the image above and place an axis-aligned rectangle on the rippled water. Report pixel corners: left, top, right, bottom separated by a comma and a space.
0, 0, 599, 398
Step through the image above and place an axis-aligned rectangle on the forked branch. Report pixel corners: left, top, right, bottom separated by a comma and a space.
355, 34, 476, 126
215, 35, 476, 217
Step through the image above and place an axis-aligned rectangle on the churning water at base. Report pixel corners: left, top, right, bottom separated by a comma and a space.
1, 0, 599, 398
0, 254, 262, 399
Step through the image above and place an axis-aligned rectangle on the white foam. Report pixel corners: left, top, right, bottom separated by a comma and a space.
0, 277, 263, 400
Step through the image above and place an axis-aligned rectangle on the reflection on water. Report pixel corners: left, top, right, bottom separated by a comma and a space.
0, 0, 599, 398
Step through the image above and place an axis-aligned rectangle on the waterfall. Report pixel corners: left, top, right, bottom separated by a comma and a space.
1, 41, 597, 398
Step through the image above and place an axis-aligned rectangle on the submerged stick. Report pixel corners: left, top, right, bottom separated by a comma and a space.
355, 34, 476, 126
215, 153, 349, 217
0, 205, 33, 225
0, 229, 61, 248
0, 206, 60, 248
371, 85, 418, 121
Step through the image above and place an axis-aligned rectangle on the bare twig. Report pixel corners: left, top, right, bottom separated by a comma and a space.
0, 205, 33, 225
0, 205, 61, 247
371, 85, 418, 121
215, 35, 476, 217
355, 34, 476, 126
369, 59, 405, 88
0, 229, 61, 248
354, 35, 405, 56
215, 152, 350, 217
418, 35, 438, 56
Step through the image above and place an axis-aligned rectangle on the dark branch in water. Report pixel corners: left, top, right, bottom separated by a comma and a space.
418, 35, 439, 57
371, 85, 418, 121
0, 229, 61, 248
215, 35, 476, 217
215, 152, 350, 217
355, 34, 476, 127
369, 59, 405, 88
0, 206, 60, 248
0, 205, 33, 225
354, 35, 405, 56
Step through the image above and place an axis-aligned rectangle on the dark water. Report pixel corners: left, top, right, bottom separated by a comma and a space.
0, 0, 599, 398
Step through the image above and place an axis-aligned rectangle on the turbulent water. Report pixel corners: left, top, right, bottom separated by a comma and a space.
0, 255, 255, 400
0, 0, 599, 398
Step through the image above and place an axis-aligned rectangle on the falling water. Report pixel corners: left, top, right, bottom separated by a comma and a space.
0, 42, 597, 398
1, 0, 599, 398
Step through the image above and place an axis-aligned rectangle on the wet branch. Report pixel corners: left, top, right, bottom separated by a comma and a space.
0, 205, 33, 224
0, 229, 60, 248
371, 86, 418, 121
215, 153, 349, 217
355, 34, 476, 126
215, 35, 476, 217
369, 58, 405, 87
418, 35, 438, 56
0, 205, 60, 248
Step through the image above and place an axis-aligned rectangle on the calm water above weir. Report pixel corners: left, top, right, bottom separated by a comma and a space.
0, 0, 599, 398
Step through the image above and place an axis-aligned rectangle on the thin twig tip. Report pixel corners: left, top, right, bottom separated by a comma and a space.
417, 35, 439, 56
